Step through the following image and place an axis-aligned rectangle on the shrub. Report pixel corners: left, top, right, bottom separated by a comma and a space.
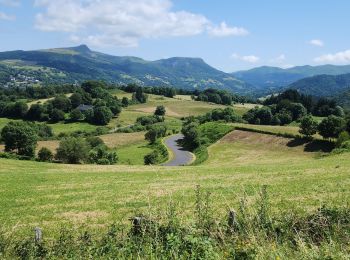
37, 147, 53, 162
145, 124, 167, 144
121, 97, 129, 107
336, 131, 350, 148
154, 105, 166, 116
136, 115, 164, 126
88, 145, 118, 165
86, 136, 105, 148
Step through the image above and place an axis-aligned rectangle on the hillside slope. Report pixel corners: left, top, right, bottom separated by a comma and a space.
233, 65, 350, 91
0, 45, 254, 94
287, 73, 350, 97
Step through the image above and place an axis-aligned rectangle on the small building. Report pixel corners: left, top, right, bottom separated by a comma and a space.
77, 104, 93, 112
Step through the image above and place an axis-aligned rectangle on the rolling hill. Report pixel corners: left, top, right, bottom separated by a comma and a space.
233, 65, 350, 91
287, 73, 350, 98
0, 45, 255, 94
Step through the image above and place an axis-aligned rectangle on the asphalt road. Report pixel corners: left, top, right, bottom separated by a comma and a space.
162, 134, 194, 166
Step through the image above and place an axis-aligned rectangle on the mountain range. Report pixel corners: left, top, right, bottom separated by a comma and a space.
1, 45, 350, 100
233, 65, 350, 91
0, 45, 253, 94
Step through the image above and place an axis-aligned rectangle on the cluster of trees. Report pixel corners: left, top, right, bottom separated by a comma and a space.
263, 89, 344, 118
143, 123, 168, 165
181, 108, 241, 149
192, 107, 242, 125
55, 136, 117, 165
299, 114, 350, 142
243, 102, 307, 126
119, 84, 254, 105
195, 88, 252, 105
0, 81, 124, 126
1, 121, 54, 157
0, 121, 117, 164
243, 89, 345, 126
0, 83, 78, 102
120, 84, 176, 98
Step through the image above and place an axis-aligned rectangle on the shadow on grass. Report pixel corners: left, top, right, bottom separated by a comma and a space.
287, 138, 334, 153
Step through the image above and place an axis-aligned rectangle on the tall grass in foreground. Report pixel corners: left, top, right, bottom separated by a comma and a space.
0, 186, 349, 259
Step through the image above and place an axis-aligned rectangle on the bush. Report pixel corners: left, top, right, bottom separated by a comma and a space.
336, 131, 350, 148
37, 147, 53, 162
55, 137, 90, 164
145, 124, 167, 144
136, 115, 164, 126
154, 105, 166, 116
88, 145, 118, 165
144, 140, 168, 165
86, 136, 105, 148
144, 150, 158, 165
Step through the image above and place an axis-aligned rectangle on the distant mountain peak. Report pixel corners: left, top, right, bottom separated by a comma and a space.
68, 44, 91, 53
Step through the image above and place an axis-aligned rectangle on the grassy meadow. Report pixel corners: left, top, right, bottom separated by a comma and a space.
0, 91, 349, 258
0, 128, 349, 237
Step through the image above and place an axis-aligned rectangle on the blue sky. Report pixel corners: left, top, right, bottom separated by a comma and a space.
0, 0, 350, 72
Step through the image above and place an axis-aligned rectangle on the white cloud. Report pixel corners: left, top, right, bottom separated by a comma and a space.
309, 39, 324, 47
0, 11, 15, 20
314, 49, 350, 64
270, 54, 286, 63
34, 0, 248, 47
208, 22, 248, 37
0, 0, 20, 7
232, 53, 260, 63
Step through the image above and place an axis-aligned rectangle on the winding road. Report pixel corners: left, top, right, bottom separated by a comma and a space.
162, 134, 195, 166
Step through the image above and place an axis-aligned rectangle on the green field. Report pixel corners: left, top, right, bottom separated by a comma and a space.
0, 128, 349, 236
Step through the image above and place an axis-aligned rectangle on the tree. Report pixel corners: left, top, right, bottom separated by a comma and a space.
145, 124, 167, 144
256, 107, 273, 125
221, 94, 232, 105
50, 109, 65, 123
55, 137, 90, 164
276, 109, 293, 125
290, 103, 307, 121
51, 95, 71, 112
122, 97, 129, 107
154, 105, 166, 116
70, 93, 83, 108
69, 109, 83, 122
182, 121, 200, 149
26, 104, 45, 121
90, 106, 113, 125
318, 115, 345, 139
1, 121, 38, 156
37, 147, 53, 162
133, 87, 147, 103
6, 101, 28, 119
299, 115, 318, 138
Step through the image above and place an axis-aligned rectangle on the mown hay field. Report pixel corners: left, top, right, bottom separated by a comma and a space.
0, 129, 349, 237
